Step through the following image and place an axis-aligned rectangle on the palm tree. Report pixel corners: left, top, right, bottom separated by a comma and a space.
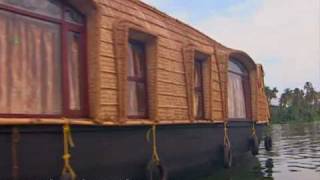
292, 88, 305, 107
279, 88, 293, 108
304, 82, 317, 105
265, 86, 278, 105
271, 82, 320, 122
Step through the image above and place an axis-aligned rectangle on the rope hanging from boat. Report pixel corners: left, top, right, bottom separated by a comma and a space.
11, 127, 20, 180
223, 120, 233, 168
250, 121, 260, 155
264, 121, 273, 152
224, 121, 230, 147
147, 125, 161, 165
266, 120, 272, 135
145, 125, 168, 179
61, 122, 76, 180
251, 121, 256, 137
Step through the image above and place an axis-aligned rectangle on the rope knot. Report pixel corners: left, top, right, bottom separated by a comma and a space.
146, 125, 161, 164
63, 154, 71, 160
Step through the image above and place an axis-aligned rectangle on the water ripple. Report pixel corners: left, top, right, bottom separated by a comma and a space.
257, 122, 320, 180
203, 122, 320, 180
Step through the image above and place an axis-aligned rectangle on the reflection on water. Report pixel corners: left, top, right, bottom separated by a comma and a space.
204, 122, 320, 180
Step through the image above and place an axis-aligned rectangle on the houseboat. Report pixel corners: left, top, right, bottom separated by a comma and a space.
0, 0, 271, 179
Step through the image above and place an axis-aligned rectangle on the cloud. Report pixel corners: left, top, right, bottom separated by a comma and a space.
142, 0, 320, 92
198, 0, 320, 92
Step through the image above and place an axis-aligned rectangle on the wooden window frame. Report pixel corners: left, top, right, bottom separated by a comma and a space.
0, 1, 89, 118
113, 21, 158, 122
183, 45, 212, 122
127, 40, 149, 119
227, 59, 252, 120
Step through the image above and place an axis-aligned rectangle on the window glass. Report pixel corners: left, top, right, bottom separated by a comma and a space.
0, 10, 62, 114
65, 6, 84, 25
194, 92, 204, 119
228, 61, 248, 118
127, 81, 138, 116
128, 43, 145, 79
136, 82, 147, 115
228, 59, 248, 75
127, 41, 148, 118
194, 59, 204, 119
0, 0, 62, 18
194, 62, 202, 88
193, 92, 199, 117
127, 43, 135, 77
67, 32, 81, 111
127, 82, 147, 116
0, 0, 86, 117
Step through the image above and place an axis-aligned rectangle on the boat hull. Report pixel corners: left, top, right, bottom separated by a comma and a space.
0, 121, 265, 179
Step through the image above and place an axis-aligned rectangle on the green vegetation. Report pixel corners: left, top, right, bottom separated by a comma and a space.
265, 82, 320, 123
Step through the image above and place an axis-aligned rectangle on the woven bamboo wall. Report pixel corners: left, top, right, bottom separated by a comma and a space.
93, 0, 224, 123
74, 0, 268, 125
256, 65, 270, 122
214, 49, 228, 122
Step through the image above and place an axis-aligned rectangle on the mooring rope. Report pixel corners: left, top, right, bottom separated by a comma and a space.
224, 121, 230, 146
146, 125, 161, 165
61, 122, 76, 180
251, 121, 257, 137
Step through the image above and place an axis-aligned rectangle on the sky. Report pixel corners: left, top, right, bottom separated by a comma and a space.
142, 0, 320, 93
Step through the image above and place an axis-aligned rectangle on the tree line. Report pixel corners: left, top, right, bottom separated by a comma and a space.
265, 82, 320, 123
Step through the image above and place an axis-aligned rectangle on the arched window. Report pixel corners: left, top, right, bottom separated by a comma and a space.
0, 0, 87, 118
228, 59, 250, 119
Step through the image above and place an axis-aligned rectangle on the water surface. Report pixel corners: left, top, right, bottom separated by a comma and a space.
204, 122, 320, 180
